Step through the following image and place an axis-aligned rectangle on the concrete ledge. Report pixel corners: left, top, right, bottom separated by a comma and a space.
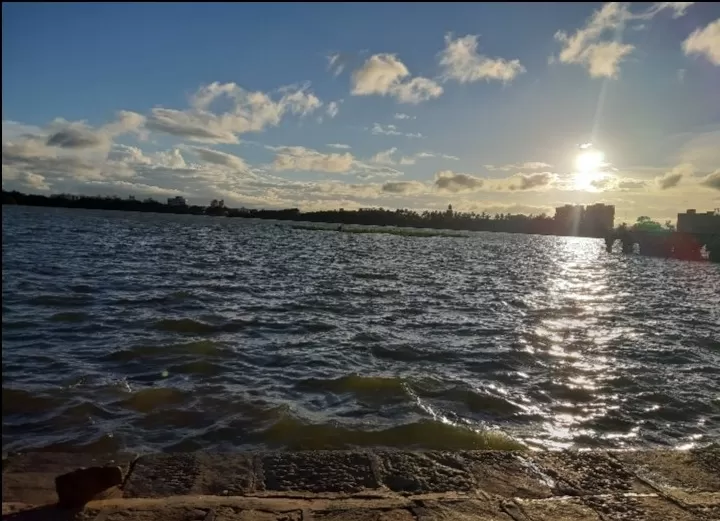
2, 448, 719, 520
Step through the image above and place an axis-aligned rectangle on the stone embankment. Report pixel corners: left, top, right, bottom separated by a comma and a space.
2, 449, 719, 520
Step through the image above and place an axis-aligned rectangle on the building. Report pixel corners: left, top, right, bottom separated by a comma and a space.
209, 199, 225, 209
167, 196, 187, 207
677, 209, 720, 234
554, 204, 584, 236
554, 203, 615, 237
582, 203, 615, 236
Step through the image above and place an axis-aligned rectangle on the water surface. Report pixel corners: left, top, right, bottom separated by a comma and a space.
3, 206, 719, 453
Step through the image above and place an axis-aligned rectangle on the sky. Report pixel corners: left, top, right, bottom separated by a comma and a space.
2, 2, 719, 223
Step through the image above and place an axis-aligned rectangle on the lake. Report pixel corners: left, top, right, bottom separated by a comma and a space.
2, 205, 719, 453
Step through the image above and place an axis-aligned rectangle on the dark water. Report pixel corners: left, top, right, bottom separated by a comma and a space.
3, 206, 719, 454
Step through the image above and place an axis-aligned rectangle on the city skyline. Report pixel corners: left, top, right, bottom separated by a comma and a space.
2, 2, 719, 224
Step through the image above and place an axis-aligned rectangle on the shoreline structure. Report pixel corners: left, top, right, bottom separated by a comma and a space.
3, 448, 719, 519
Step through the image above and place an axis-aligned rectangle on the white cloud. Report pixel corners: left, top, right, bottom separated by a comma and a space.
434, 170, 485, 193
327, 143, 351, 149
393, 113, 414, 120
271, 146, 354, 173
326, 101, 340, 118
146, 82, 322, 144
553, 2, 635, 79
371, 147, 398, 165
700, 169, 720, 190
485, 161, 552, 172
327, 53, 346, 76
553, 2, 696, 78
370, 123, 423, 138
381, 180, 428, 195
188, 146, 248, 170
655, 163, 693, 189
350, 54, 443, 104
505, 171, 556, 191
371, 148, 459, 166
683, 18, 720, 66
439, 34, 525, 83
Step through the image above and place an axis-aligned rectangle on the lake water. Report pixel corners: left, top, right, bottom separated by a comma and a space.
2, 205, 719, 453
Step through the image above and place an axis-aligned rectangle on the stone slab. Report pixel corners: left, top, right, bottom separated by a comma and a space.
311, 509, 413, 520
530, 451, 653, 496
612, 450, 720, 494
123, 454, 256, 498
2, 453, 136, 505
467, 452, 555, 499
413, 499, 513, 520
582, 494, 700, 521
260, 452, 378, 493
510, 498, 603, 521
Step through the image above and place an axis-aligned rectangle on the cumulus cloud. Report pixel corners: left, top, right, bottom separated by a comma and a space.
439, 34, 525, 83
507, 172, 555, 191
683, 18, 720, 66
272, 146, 354, 173
553, 3, 635, 78
700, 169, 720, 190
350, 54, 443, 104
381, 180, 427, 194
656, 164, 693, 189
371, 147, 398, 165
327, 143, 351, 149
370, 123, 423, 138
188, 146, 248, 170
553, 2, 696, 78
434, 170, 485, 193
146, 82, 322, 144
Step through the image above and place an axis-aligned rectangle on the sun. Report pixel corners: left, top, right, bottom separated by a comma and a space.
573, 149, 605, 190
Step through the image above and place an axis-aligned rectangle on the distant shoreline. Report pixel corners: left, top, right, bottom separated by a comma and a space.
2, 189, 611, 239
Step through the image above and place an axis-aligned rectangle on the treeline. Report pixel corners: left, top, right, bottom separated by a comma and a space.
3, 189, 600, 237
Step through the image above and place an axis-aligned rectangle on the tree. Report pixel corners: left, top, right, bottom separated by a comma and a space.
632, 216, 664, 232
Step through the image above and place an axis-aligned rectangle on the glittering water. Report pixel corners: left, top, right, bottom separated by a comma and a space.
3, 205, 719, 453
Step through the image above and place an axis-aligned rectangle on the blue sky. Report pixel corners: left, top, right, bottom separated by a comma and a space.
3, 2, 719, 222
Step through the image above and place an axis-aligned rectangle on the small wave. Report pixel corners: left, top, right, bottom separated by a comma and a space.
296, 374, 409, 401
104, 340, 231, 362
49, 312, 89, 323
167, 360, 228, 377
27, 294, 94, 307
69, 284, 95, 294
2, 388, 61, 415
351, 272, 400, 281
260, 415, 524, 451
154, 318, 219, 334
116, 387, 191, 413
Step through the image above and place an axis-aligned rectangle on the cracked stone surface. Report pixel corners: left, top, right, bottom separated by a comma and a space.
3, 450, 719, 520
123, 454, 255, 498
2, 453, 136, 505
530, 451, 653, 495
512, 498, 603, 521
261, 452, 377, 493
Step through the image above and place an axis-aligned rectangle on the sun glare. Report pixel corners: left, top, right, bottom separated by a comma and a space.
573, 149, 605, 190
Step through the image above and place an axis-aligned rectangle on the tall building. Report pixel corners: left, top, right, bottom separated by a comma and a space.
582, 203, 615, 236
554, 204, 584, 236
677, 210, 720, 234
554, 203, 615, 237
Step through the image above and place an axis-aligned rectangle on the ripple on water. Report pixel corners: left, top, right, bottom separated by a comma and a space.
2, 206, 719, 453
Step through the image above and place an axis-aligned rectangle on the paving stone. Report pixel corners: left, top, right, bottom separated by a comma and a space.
511, 498, 603, 521
582, 494, 700, 521
311, 509, 414, 520
530, 451, 652, 496
466, 452, 555, 499
261, 452, 377, 493
375, 452, 474, 493
414, 499, 513, 520
2, 453, 136, 505
123, 453, 255, 498
613, 450, 720, 494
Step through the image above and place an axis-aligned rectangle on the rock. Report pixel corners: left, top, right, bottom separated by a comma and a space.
54, 465, 123, 508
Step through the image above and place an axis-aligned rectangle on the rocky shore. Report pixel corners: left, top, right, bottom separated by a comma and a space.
2, 448, 719, 520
